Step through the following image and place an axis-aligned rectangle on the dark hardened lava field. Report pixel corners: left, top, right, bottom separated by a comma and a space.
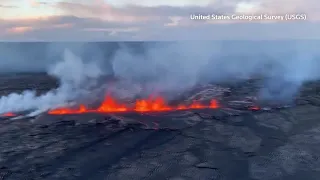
1, 74, 320, 180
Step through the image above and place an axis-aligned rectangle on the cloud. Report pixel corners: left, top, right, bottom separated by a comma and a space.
0, 16, 318, 41
0, 0, 319, 41
6, 26, 33, 34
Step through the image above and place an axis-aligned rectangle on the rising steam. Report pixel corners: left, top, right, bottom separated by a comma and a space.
0, 41, 319, 115
0, 49, 106, 115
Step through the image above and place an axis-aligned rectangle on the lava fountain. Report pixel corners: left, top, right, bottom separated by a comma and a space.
48, 95, 220, 115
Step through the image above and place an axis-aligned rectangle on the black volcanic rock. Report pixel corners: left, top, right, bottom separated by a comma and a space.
1, 74, 320, 180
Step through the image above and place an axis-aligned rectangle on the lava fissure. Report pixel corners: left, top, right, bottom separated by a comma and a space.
1, 112, 17, 117
47, 96, 220, 115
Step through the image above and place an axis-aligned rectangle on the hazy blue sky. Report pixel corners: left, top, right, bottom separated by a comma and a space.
0, 0, 319, 40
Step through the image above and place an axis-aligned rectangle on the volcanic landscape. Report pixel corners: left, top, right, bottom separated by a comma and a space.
1, 41, 320, 180
0, 73, 320, 180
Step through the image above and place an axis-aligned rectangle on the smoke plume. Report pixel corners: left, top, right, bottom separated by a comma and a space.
0, 41, 319, 115
0, 49, 106, 115
111, 41, 320, 102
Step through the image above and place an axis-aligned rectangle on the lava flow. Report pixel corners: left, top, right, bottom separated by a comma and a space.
0, 112, 17, 117
48, 96, 220, 115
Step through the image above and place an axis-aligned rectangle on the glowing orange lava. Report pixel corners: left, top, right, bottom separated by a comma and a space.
1, 112, 17, 117
48, 96, 220, 115
249, 106, 260, 110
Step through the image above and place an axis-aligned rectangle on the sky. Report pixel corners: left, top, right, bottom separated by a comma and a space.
0, 0, 319, 41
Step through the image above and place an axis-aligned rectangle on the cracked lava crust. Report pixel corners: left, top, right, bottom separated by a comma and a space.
1, 75, 320, 180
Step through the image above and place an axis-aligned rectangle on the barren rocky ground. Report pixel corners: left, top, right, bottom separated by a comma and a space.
1, 74, 320, 180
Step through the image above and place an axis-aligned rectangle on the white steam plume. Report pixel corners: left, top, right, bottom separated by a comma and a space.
0, 49, 105, 115
112, 42, 320, 101
112, 42, 218, 95
0, 41, 320, 115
